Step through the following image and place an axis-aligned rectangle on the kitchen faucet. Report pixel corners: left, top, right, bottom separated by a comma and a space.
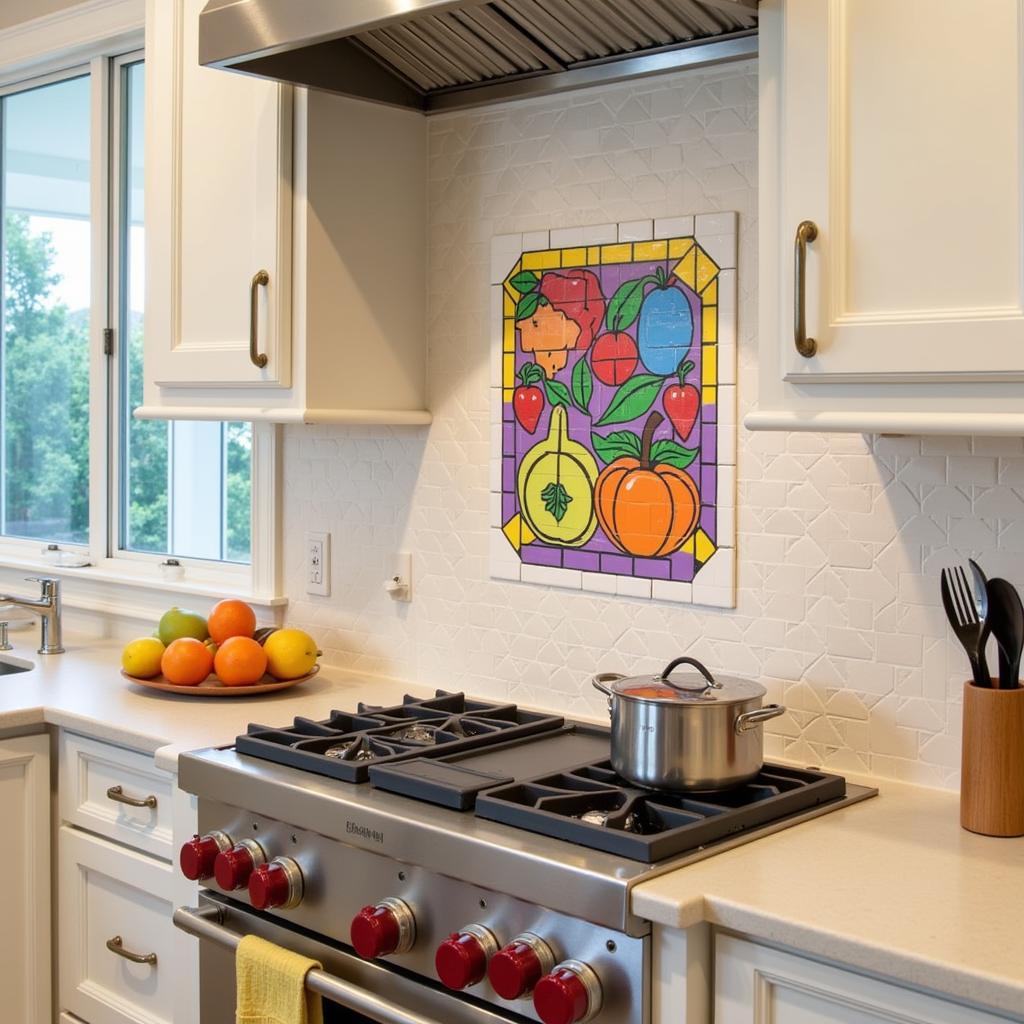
0, 576, 64, 654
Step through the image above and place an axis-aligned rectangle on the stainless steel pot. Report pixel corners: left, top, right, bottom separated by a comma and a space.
592, 656, 785, 791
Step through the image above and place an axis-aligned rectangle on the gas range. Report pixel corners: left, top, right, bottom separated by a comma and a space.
176, 690, 876, 1024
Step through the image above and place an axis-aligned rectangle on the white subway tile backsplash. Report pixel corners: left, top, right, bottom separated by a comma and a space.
278, 62, 1019, 792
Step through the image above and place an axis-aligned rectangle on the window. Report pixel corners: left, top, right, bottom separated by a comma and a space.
0, 52, 253, 576
114, 61, 252, 563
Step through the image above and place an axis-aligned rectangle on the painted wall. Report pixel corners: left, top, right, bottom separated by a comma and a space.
282, 60, 1022, 791
0, 0, 82, 31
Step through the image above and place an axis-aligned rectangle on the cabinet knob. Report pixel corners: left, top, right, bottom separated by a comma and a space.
794, 220, 818, 358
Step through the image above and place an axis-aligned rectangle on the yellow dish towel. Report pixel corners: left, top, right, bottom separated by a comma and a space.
236, 934, 324, 1024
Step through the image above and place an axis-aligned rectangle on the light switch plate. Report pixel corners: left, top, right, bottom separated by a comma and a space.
306, 531, 330, 596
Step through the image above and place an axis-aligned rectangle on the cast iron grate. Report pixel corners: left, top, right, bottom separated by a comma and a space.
475, 761, 847, 863
235, 691, 564, 783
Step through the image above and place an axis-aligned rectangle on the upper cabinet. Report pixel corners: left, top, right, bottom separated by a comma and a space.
750, 0, 1024, 435
142, 0, 430, 424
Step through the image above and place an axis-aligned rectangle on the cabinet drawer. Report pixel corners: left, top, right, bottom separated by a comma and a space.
715, 933, 1010, 1023
60, 826, 177, 1024
60, 732, 174, 860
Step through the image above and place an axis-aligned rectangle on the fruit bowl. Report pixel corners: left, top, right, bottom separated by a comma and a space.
122, 665, 319, 697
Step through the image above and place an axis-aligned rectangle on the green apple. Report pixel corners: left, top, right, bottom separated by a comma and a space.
157, 607, 209, 646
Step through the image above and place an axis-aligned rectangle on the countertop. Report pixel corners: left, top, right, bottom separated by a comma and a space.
4, 634, 1022, 1019
0, 631, 430, 772
631, 774, 1024, 1020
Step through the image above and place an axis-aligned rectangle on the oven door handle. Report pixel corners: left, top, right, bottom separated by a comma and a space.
173, 905, 443, 1024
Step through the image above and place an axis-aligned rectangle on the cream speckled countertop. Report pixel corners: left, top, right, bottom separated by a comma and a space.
631, 775, 1024, 1019
0, 631, 430, 772
4, 634, 1021, 1018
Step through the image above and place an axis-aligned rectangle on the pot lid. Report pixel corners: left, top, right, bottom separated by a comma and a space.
596, 657, 767, 705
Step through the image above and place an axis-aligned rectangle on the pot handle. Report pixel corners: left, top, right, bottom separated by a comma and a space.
591, 673, 624, 715
659, 656, 721, 691
735, 704, 785, 734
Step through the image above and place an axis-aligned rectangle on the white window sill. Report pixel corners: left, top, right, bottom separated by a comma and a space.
0, 553, 287, 624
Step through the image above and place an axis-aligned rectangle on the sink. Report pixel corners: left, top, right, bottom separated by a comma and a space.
0, 657, 33, 675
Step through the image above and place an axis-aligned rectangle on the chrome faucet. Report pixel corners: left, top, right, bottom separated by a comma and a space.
0, 576, 64, 654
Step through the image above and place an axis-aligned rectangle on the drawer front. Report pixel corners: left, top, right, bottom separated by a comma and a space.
60, 826, 177, 1024
60, 732, 174, 859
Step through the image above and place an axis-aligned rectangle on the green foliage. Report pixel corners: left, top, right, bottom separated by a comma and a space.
3, 211, 251, 562
3, 212, 89, 542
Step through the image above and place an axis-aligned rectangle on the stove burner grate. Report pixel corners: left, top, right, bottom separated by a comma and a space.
475, 760, 847, 862
235, 691, 565, 783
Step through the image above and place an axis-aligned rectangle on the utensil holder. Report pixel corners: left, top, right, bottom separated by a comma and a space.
960, 681, 1024, 837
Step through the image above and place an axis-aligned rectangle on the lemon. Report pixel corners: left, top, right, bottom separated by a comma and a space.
122, 637, 166, 678
263, 628, 319, 680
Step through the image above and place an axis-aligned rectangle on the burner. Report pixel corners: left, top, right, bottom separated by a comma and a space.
235, 691, 565, 783
475, 758, 848, 862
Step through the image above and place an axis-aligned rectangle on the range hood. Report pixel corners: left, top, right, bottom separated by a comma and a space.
198, 0, 758, 113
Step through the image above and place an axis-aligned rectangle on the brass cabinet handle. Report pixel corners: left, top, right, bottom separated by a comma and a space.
249, 269, 270, 368
793, 220, 818, 358
106, 784, 157, 809
106, 935, 157, 966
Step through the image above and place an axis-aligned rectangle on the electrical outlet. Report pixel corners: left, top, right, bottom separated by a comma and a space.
306, 531, 330, 596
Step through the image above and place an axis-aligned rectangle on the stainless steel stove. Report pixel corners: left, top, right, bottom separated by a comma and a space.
174, 690, 876, 1024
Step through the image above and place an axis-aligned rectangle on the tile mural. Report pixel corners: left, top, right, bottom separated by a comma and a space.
490, 216, 737, 606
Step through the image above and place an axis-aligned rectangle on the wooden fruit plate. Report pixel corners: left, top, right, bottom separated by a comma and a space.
122, 664, 319, 697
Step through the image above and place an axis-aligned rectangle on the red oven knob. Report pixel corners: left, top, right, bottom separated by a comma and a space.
213, 839, 265, 891
349, 897, 415, 959
179, 831, 231, 881
435, 924, 498, 990
248, 857, 303, 911
488, 933, 555, 1000
534, 960, 603, 1024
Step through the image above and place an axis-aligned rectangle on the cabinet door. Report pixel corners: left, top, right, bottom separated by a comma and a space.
769, 0, 1024, 383
145, 0, 292, 390
60, 825, 178, 1024
0, 734, 50, 1024
715, 934, 1010, 1024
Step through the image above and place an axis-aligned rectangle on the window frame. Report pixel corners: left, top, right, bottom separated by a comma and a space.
0, 5, 282, 608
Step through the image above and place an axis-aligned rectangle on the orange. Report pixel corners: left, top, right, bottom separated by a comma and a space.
161, 637, 214, 686
214, 636, 268, 686
208, 599, 257, 645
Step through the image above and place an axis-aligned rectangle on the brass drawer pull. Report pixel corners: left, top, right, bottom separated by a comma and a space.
794, 220, 818, 358
106, 784, 157, 809
106, 935, 157, 966
250, 269, 270, 368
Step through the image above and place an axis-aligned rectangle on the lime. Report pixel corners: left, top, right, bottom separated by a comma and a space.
157, 607, 209, 646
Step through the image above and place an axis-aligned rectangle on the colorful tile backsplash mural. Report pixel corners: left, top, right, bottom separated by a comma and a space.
489, 215, 737, 607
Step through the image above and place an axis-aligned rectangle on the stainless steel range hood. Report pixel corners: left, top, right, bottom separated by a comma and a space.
198, 0, 758, 113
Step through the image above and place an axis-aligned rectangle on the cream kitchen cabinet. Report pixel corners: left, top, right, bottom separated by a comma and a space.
0, 734, 50, 1024
750, 0, 1024, 436
715, 934, 1017, 1024
141, 0, 429, 425
57, 731, 199, 1024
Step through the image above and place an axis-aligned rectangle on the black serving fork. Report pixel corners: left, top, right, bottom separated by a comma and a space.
941, 564, 991, 688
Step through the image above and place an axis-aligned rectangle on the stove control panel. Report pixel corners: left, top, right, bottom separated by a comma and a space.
534, 960, 603, 1024
488, 932, 555, 1000
195, 800, 647, 1024
435, 924, 498, 990
249, 857, 304, 911
350, 897, 416, 959
179, 831, 231, 881
213, 839, 265, 891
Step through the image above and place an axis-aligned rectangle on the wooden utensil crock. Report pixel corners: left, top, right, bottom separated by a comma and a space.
960, 680, 1024, 837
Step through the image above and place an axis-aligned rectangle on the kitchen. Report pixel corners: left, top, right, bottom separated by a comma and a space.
1, 1, 1022, 1023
